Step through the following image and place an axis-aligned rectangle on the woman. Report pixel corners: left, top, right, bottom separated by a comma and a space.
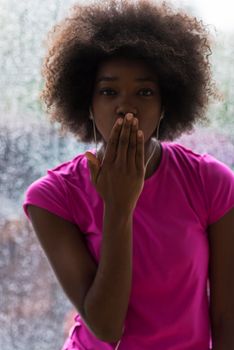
22, 0, 234, 349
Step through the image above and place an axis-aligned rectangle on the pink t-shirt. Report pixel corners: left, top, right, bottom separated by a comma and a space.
22, 141, 234, 350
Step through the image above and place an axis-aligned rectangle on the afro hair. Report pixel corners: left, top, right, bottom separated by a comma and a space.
40, 0, 219, 143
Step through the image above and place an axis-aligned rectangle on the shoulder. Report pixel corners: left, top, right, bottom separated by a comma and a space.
164, 141, 207, 176
44, 148, 95, 190
165, 141, 234, 176
166, 141, 205, 161
166, 142, 234, 226
25, 150, 88, 196
23, 149, 95, 222
48, 149, 91, 179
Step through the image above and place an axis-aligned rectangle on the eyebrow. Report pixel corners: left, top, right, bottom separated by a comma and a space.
96, 76, 157, 83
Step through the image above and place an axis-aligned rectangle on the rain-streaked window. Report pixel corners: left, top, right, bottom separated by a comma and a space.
1, 1, 233, 349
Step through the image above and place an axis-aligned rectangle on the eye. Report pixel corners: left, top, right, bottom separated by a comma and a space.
99, 88, 116, 96
138, 89, 154, 96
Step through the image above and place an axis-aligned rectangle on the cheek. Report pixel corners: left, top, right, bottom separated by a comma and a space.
95, 118, 113, 142
92, 99, 112, 124
140, 116, 158, 129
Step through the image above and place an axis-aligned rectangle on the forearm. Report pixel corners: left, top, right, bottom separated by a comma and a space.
84, 204, 133, 342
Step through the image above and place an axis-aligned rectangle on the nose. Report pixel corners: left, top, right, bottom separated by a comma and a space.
116, 106, 138, 118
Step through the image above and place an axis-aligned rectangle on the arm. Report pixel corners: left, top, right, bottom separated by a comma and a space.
84, 204, 133, 343
207, 206, 234, 350
27, 204, 132, 343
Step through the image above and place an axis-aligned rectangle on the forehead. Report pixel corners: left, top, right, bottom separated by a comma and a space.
96, 57, 156, 79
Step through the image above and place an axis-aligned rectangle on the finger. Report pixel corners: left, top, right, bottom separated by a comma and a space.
136, 129, 144, 172
128, 117, 138, 169
103, 118, 124, 163
115, 113, 133, 165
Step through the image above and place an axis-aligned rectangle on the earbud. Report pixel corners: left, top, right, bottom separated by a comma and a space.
89, 107, 94, 120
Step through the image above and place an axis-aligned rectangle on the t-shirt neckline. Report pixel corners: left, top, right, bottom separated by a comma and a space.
91, 141, 167, 189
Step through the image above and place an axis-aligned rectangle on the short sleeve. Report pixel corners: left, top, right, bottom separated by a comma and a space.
199, 154, 234, 225
22, 170, 75, 223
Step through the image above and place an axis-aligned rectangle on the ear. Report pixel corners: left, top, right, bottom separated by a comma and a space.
89, 107, 94, 120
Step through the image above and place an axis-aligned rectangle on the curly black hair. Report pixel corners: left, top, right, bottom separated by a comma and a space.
40, 0, 220, 143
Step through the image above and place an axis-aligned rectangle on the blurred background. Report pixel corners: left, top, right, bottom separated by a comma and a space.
0, 0, 233, 349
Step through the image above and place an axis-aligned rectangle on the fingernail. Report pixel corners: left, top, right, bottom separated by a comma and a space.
126, 114, 133, 121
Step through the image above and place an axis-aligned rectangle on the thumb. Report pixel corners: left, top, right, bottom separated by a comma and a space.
85, 152, 100, 183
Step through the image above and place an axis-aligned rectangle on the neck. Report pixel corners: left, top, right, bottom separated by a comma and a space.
144, 139, 162, 180
97, 138, 162, 180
